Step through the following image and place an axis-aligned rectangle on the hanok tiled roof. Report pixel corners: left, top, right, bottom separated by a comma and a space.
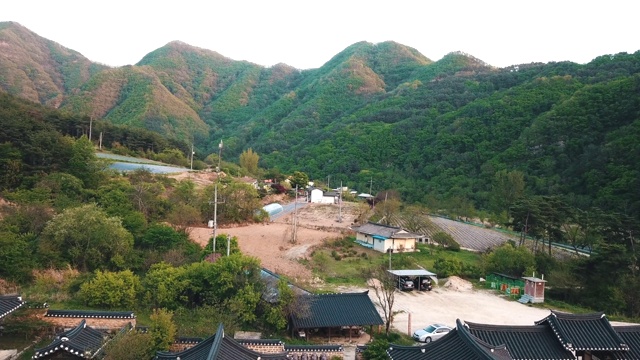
535, 310, 628, 352
45, 309, 135, 319
261, 267, 311, 303
236, 338, 284, 347
613, 326, 640, 360
387, 320, 511, 360
32, 319, 106, 359
290, 291, 383, 329
0, 295, 25, 319
155, 323, 289, 360
466, 321, 574, 359
284, 344, 343, 352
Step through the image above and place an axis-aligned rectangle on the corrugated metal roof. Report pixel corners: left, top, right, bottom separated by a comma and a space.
291, 291, 383, 329
353, 222, 421, 239
388, 269, 437, 277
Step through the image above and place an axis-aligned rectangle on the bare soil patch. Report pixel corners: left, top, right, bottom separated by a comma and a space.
190, 202, 361, 284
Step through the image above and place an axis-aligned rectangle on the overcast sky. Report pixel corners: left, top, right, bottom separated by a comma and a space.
3, 0, 638, 70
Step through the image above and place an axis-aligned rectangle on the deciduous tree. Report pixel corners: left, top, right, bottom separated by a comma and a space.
239, 148, 260, 174
38, 204, 134, 271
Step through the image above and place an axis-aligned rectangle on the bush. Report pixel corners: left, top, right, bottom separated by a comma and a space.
433, 256, 463, 278
78, 270, 140, 309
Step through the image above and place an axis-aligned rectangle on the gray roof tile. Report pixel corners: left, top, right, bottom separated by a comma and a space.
467, 321, 574, 359
45, 309, 135, 319
388, 320, 511, 360
613, 325, 640, 359
0, 295, 25, 319
32, 319, 106, 359
291, 291, 383, 329
352, 222, 420, 238
536, 310, 628, 351
155, 323, 289, 360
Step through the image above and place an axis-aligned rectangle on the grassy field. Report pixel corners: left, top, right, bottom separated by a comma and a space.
304, 237, 484, 290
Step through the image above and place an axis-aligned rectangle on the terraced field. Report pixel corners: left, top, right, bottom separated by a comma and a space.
427, 216, 516, 251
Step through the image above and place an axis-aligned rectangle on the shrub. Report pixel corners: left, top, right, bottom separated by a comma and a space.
433, 256, 463, 278
78, 270, 140, 309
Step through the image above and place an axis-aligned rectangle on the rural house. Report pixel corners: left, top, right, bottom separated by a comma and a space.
352, 222, 421, 253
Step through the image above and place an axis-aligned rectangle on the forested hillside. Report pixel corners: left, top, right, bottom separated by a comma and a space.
1, 21, 639, 219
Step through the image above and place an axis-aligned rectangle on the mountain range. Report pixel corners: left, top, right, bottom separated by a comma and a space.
1, 21, 639, 216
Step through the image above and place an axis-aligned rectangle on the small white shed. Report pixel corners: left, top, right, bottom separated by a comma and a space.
309, 189, 323, 203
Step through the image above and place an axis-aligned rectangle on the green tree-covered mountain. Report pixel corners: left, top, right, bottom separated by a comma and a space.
1, 21, 639, 217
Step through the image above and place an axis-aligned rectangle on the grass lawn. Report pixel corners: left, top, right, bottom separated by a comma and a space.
305, 237, 484, 290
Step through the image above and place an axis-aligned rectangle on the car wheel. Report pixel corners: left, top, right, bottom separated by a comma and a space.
424, 337, 432, 343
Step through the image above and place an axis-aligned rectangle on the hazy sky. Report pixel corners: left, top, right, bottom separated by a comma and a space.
3, 0, 638, 70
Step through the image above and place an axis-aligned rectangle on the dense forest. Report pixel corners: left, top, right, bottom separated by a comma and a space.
1, 22, 638, 221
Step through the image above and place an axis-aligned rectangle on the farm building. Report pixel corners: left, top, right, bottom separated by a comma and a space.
352, 222, 420, 253
309, 188, 323, 203
262, 203, 284, 218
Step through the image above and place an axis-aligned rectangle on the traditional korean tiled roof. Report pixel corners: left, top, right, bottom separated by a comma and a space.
466, 321, 574, 359
175, 337, 204, 344
535, 310, 629, 352
237, 338, 284, 346
45, 309, 135, 319
0, 295, 25, 319
284, 344, 343, 352
261, 267, 311, 303
387, 320, 511, 360
155, 323, 289, 360
612, 326, 640, 360
32, 319, 106, 359
290, 291, 384, 329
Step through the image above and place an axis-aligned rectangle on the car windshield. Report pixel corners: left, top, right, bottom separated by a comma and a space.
424, 325, 437, 333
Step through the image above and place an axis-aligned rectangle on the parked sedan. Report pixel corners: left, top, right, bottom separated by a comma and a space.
397, 277, 414, 291
412, 324, 452, 343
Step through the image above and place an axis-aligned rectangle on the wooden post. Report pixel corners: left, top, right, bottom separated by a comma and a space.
408, 312, 412, 336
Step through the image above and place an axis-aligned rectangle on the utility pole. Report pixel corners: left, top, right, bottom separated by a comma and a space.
227, 234, 231, 257
338, 181, 343, 222
190, 144, 194, 171
292, 184, 298, 244
89, 116, 93, 141
209, 140, 224, 255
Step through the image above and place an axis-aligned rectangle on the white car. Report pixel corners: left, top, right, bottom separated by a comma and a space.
412, 323, 452, 343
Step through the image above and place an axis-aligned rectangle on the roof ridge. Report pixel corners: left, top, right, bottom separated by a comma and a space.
466, 321, 549, 332
456, 319, 507, 360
